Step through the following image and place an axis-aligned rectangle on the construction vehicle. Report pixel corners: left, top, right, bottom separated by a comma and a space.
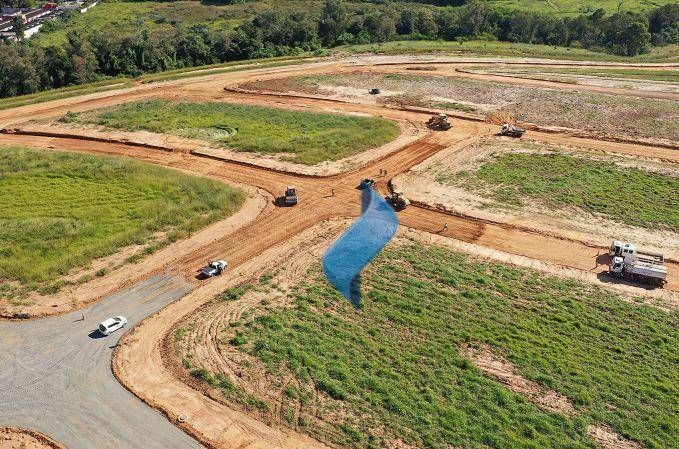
608, 240, 667, 286
500, 123, 525, 138
283, 186, 298, 206
360, 178, 375, 189
427, 113, 452, 131
386, 191, 410, 210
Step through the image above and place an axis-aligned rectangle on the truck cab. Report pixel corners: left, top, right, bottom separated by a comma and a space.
609, 256, 625, 274
609, 241, 636, 259
284, 186, 298, 206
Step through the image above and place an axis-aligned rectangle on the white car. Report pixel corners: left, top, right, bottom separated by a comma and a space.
98, 316, 128, 336
201, 260, 228, 277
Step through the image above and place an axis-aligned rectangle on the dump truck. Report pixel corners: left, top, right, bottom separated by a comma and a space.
500, 123, 525, 137
608, 240, 667, 287
386, 191, 410, 210
283, 186, 298, 206
427, 113, 452, 131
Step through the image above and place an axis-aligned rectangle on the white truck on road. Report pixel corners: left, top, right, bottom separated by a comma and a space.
608, 241, 667, 287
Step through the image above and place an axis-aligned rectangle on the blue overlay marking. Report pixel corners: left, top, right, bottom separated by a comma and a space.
323, 186, 398, 307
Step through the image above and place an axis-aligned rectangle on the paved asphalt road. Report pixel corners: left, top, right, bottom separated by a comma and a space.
0, 274, 201, 449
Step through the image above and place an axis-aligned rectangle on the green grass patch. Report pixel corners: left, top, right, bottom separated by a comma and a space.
445, 152, 679, 232
136, 56, 315, 84
338, 40, 679, 62
83, 100, 400, 165
0, 78, 133, 111
231, 243, 678, 448
0, 146, 245, 296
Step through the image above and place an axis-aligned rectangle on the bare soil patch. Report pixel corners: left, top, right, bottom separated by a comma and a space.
0, 428, 65, 449
244, 72, 679, 144
463, 67, 679, 94
458, 343, 576, 415
587, 425, 644, 449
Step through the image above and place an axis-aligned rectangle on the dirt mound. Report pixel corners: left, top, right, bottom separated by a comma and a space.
486, 111, 517, 125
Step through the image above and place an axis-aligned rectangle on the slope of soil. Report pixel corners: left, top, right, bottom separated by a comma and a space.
174, 239, 678, 449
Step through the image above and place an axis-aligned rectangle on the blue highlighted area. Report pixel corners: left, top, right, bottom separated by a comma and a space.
323, 186, 398, 307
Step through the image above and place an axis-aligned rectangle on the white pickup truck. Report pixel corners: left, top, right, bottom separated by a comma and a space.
608, 241, 667, 287
201, 260, 228, 278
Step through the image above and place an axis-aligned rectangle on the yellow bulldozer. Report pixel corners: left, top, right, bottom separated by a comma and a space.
427, 113, 452, 131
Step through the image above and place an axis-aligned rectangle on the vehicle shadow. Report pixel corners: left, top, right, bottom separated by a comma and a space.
596, 272, 658, 291
596, 253, 612, 266
88, 329, 106, 339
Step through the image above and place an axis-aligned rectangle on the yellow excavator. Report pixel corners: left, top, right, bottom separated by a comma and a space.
427, 113, 452, 131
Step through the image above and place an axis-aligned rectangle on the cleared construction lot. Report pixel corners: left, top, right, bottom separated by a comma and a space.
0, 55, 677, 449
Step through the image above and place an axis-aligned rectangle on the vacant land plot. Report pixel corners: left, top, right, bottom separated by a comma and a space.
177, 242, 678, 449
441, 150, 679, 232
0, 147, 244, 299
79, 100, 400, 165
248, 73, 679, 142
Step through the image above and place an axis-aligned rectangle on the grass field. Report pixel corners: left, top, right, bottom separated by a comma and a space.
440, 151, 679, 232
0, 78, 134, 111
185, 242, 678, 449
0, 147, 245, 298
82, 100, 400, 165
339, 40, 679, 62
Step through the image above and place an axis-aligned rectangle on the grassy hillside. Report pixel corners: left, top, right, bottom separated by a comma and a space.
35, 0, 679, 47
186, 242, 678, 448
488, 0, 679, 16
79, 100, 401, 165
0, 146, 245, 297
339, 40, 679, 62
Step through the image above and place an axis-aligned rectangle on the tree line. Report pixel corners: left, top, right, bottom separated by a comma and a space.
1, 0, 678, 99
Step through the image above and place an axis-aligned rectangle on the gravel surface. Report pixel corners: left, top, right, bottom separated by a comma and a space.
0, 274, 200, 449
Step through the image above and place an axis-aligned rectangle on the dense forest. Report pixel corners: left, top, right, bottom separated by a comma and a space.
1, 0, 678, 99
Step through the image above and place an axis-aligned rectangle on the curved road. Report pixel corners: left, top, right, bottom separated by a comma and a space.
0, 274, 200, 449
